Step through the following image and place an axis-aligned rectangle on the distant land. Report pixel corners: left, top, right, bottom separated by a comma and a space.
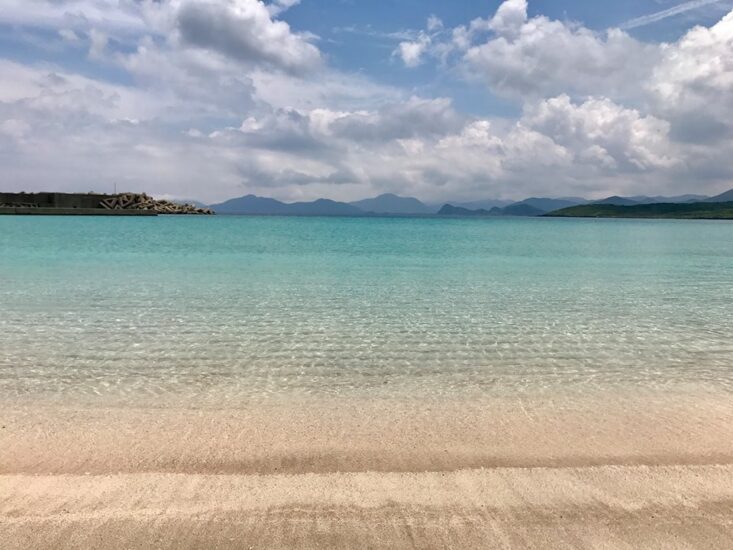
211, 195, 365, 216
349, 193, 433, 214
443, 199, 512, 211
3, 189, 732, 219
437, 204, 498, 217
702, 188, 733, 203
547, 202, 733, 219
208, 189, 733, 219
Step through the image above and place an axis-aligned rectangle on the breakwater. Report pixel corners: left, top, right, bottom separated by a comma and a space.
0, 192, 213, 215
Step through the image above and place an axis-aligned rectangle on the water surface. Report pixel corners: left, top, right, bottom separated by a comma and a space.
1, 215, 732, 406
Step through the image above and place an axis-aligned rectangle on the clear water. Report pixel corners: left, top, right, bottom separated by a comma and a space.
1, 215, 732, 406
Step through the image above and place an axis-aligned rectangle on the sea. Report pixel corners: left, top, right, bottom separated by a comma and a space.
1, 215, 732, 407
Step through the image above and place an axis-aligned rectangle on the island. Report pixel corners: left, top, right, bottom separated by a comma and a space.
0, 192, 214, 216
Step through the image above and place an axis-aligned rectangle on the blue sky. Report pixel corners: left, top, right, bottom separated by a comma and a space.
1, 0, 733, 202
283, 0, 733, 115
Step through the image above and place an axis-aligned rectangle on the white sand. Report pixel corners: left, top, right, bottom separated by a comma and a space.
1, 391, 732, 548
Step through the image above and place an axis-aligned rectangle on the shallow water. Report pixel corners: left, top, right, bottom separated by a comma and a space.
1, 215, 732, 406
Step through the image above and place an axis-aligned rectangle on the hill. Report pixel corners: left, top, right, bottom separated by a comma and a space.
592, 196, 639, 206
592, 194, 710, 206
349, 193, 433, 214
628, 194, 708, 204
546, 202, 733, 219
703, 188, 733, 203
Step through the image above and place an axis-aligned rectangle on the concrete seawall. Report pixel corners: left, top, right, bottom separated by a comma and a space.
0, 192, 212, 215
0, 207, 157, 216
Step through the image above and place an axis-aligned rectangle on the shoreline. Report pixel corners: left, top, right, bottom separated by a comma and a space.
2, 389, 732, 475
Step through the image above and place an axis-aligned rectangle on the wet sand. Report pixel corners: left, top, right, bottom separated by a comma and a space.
2, 391, 733, 548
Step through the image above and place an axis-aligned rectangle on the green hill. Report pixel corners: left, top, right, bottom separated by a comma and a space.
546, 202, 733, 219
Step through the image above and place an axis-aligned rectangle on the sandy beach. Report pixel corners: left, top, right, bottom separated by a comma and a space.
2, 391, 732, 548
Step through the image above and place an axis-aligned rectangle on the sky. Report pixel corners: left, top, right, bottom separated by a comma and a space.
1, 0, 733, 203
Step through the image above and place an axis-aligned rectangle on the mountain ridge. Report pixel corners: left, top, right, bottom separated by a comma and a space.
349, 193, 433, 214
209, 189, 732, 217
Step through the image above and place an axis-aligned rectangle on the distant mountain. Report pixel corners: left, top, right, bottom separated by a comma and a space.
703, 188, 733, 203
446, 199, 512, 211
288, 199, 366, 216
628, 194, 708, 204
501, 203, 546, 216
212, 195, 291, 215
350, 193, 433, 214
437, 204, 498, 216
592, 196, 639, 206
510, 197, 583, 213
437, 203, 545, 217
211, 195, 366, 216
211, 190, 732, 217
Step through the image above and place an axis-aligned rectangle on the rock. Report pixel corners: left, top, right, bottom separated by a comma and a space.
98, 193, 214, 215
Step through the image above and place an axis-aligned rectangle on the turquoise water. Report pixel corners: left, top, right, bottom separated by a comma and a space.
1, 215, 732, 405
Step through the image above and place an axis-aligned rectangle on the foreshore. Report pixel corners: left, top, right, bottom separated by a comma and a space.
2, 390, 732, 548
3, 465, 732, 549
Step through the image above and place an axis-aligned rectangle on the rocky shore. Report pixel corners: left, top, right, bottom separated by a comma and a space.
98, 193, 213, 214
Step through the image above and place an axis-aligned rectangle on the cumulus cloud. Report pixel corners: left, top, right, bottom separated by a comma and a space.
327, 97, 466, 141
463, 12, 660, 100
175, 0, 321, 73
395, 1, 660, 102
1, 1, 322, 74
267, 0, 301, 16
521, 95, 676, 171
487, 0, 527, 38
648, 11, 733, 119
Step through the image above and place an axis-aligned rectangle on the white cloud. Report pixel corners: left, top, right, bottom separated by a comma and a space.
267, 0, 301, 16
488, 0, 527, 38
395, 33, 432, 67
88, 28, 108, 59
0, 0, 151, 35
521, 95, 676, 171
58, 28, 80, 42
427, 15, 443, 32
175, 0, 322, 74
463, 11, 660, 100
648, 11, 733, 121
